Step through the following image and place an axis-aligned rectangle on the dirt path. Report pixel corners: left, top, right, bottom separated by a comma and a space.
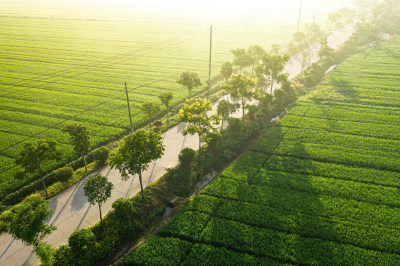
0, 23, 355, 266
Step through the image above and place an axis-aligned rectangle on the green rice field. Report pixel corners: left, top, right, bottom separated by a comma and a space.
0, 2, 308, 199
122, 36, 400, 264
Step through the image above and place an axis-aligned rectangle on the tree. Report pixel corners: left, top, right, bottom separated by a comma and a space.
255, 53, 289, 94
158, 92, 173, 123
178, 98, 220, 150
223, 74, 258, 121
231, 48, 252, 73
292, 31, 306, 46
248, 45, 266, 77
299, 23, 325, 69
270, 44, 281, 55
141, 102, 160, 130
318, 38, 333, 59
177, 71, 201, 99
16, 140, 60, 198
220, 62, 233, 82
0, 195, 56, 264
83, 173, 113, 223
63, 123, 90, 172
109, 130, 164, 198
0, 195, 56, 245
217, 100, 238, 132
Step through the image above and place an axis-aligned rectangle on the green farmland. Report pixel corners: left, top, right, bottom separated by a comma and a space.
122, 36, 400, 265
0, 8, 298, 198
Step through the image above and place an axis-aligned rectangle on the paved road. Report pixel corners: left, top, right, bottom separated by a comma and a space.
0, 23, 355, 266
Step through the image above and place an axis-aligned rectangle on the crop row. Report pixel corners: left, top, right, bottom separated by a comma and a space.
120, 236, 284, 266
289, 104, 400, 126
271, 139, 400, 172
183, 195, 400, 254
224, 166, 400, 208
283, 127, 400, 154
0, 110, 126, 145
0, 98, 128, 128
264, 155, 400, 188
159, 211, 400, 265
203, 178, 400, 229
279, 115, 400, 140
302, 86, 400, 108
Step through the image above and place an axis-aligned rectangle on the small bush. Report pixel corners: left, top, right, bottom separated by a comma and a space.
178, 148, 196, 168
88, 147, 110, 165
153, 120, 163, 128
55, 167, 74, 182
68, 228, 96, 254
112, 198, 138, 221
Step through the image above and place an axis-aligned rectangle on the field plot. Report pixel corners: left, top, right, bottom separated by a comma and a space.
0, 4, 296, 199
122, 36, 400, 265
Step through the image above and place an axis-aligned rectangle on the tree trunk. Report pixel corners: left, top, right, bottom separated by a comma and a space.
167, 106, 169, 123
139, 169, 144, 198
83, 155, 87, 173
39, 168, 48, 198
220, 118, 224, 133
99, 203, 102, 223
242, 99, 245, 121
198, 135, 202, 152
270, 80, 274, 94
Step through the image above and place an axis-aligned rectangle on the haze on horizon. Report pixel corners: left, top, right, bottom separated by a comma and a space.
0, 0, 354, 28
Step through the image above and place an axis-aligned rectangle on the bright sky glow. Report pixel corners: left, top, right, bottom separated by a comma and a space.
0, 0, 353, 26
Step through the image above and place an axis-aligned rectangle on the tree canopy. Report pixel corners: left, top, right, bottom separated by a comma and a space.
248, 45, 266, 77
255, 53, 289, 94
179, 97, 220, 150
217, 100, 239, 131
0, 195, 56, 245
158, 92, 173, 122
177, 71, 201, 99
109, 129, 165, 198
141, 102, 160, 130
223, 74, 258, 120
231, 48, 252, 73
220, 62, 233, 81
16, 140, 60, 197
84, 173, 113, 222
63, 123, 90, 171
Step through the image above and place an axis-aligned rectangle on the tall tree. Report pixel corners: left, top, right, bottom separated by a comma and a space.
16, 140, 60, 198
217, 100, 238, 132
178, 97, 220, 150
270, 44, 281, 55
158, 92, 173, 123
220, 62, 233, 82
109, 130, 164, 198
255, 53, 289, 94
318, 38, 333, 59
0, 195, 56, 245
141, 102, 160, 131
177, 71, 201, 99
83, 173, 113, 223
0, 195, 56, 264
63, 123, 90, 172
231, 48, 252, 73
248, 45, 266, 77
223, 74, 258, 121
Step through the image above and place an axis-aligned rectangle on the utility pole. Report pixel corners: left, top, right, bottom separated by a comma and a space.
124, 82, 133, 134
208, 24, 213, 99
312, 12, 316, 23
297, 1, 303, 32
